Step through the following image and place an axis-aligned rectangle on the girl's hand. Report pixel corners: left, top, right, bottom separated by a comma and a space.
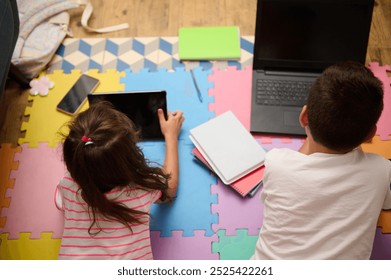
157, 109, 185, 140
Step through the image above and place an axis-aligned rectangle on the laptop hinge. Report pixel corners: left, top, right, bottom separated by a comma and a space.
264, 70, 320, 78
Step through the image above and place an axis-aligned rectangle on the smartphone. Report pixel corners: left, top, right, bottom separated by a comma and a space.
56, 74, 100, 115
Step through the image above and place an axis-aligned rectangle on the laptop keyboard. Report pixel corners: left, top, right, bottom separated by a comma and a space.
256, 79, 312, 106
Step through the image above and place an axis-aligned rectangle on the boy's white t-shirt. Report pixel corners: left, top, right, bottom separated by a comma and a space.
252, 148, 391, 260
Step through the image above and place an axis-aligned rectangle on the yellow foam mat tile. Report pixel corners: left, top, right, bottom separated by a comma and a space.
378, 211, 391, 233
18, 70, 125, 148
0, 144, 22, 228
361, 136, 391, 159
87, 69, 125, 93
0, 232, 61, 259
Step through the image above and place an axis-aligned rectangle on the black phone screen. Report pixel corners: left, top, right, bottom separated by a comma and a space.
57, 74, 100, 115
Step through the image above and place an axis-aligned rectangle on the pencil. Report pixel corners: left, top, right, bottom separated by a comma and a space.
190, 69, 203, 103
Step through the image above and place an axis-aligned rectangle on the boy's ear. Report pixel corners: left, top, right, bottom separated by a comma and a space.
299, 105, 309, 128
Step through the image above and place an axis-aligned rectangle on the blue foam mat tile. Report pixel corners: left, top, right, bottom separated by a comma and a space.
139, 141, 218, 237
120, 67, 215, 144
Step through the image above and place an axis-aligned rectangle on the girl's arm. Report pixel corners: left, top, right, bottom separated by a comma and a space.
157, 109, 185, 198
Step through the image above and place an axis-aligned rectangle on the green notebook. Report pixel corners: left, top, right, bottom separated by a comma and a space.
178, 26, 241, 60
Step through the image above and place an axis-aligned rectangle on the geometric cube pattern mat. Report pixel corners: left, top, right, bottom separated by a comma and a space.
47, 36, 255, 74
1, 37, 391, 260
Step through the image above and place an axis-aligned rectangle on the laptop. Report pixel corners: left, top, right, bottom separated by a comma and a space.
87, 90, 168, 140
250, 0, 375, 136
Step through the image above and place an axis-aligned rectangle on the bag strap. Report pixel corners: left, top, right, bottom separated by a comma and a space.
72, 0, 129, 33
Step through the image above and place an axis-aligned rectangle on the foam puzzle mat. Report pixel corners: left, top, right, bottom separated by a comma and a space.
1, 36, 391, 260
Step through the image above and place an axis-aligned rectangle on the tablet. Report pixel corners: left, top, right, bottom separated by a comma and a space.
87, 90, 168, 140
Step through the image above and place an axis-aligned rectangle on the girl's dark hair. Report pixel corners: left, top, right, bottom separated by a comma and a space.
306, 61, 384, 152
60, 101, 170, 235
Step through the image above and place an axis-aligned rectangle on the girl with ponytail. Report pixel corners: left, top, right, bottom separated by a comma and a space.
55, 101, 184, 259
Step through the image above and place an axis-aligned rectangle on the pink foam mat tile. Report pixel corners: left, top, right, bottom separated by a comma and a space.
368, 62, 391, 140
208, 66, 252, 129
150, 230, 219, 260
1, 143, 65, 239
208, 66, 299, 144
211, 181, 263, 236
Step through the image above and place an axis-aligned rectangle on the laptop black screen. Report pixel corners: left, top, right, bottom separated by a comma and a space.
87, 91, 167, 140
253, 0, 374, 71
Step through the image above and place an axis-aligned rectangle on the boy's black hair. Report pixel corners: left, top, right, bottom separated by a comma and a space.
306, 61, 383, 152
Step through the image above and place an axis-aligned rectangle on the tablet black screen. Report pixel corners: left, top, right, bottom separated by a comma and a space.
87, 91, 168, 140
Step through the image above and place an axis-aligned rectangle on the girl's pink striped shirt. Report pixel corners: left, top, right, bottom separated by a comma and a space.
56, 173, 161, 260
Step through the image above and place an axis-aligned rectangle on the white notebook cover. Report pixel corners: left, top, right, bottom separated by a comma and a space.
189, 111, 266, 185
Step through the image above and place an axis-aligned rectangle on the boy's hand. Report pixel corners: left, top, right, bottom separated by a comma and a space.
157, 109, 184, 139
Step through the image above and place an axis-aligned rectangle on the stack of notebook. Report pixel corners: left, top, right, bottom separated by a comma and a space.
189, 111, 266, 197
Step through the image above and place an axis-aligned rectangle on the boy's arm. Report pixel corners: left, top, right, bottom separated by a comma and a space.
383, 184, 391, 210
158, 109, 184, 198
383, 161, 391, 210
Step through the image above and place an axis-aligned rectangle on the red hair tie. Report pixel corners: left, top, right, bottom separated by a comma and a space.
81, 135, 93, 146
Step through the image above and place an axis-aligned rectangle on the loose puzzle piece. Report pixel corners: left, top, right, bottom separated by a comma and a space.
150, 230, 219, 260
212, 229, 259, 260
120, 67, 214, 144
211, 181, 263, 236
0, 144, 22, 228
0, 232, 61, 260
18, 69, 125, 148
368, 62, 391, 140
29, 75, 55, 96
370, 228, 391, 260
1, 143, 65, 239
140, 141, 218, 237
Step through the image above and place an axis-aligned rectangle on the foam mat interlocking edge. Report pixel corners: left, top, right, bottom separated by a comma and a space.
0, 144, 22, 229
368, 62, 391, 141
0, 232, 61, 260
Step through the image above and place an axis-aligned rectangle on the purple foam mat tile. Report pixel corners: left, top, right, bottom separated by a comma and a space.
211, 181, 263, 236
259, 137, 305, 151
370, 227, 391, 260
150, 230, 219, 260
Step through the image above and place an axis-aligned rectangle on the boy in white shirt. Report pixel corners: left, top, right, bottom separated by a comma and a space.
252, 61, 391, 259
